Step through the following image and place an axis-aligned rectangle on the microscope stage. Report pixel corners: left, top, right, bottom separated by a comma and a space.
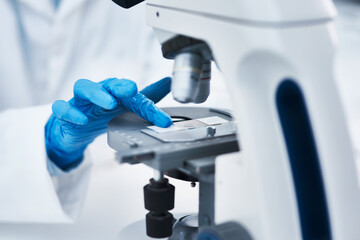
107, 107, 239, 172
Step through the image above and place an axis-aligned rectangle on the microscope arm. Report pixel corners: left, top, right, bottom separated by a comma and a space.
108, 0, 360, 239
146, 2, 360, 240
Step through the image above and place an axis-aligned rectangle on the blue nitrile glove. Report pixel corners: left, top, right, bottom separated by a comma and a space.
45, 77, 173, 171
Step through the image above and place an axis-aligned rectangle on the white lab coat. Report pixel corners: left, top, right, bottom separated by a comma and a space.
0, 0, 173, 222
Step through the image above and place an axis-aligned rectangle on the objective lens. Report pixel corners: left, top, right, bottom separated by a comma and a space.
172, 52, 203, 103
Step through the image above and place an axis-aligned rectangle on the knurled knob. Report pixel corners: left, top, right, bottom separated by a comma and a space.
146, 212, 174, 238
144, 178, 175, 212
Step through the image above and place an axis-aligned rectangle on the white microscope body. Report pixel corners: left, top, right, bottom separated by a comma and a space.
145, 0, 360, 239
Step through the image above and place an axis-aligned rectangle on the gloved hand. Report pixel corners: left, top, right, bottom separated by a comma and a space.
45, 77, 173, 171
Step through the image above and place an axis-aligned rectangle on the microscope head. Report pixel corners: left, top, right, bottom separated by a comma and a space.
112, 0, 214, 104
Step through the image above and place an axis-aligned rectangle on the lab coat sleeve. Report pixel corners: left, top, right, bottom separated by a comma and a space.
0, 105, 92, 223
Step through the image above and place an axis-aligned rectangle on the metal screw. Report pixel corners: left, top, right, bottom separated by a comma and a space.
154, 170, 164, 181
207, 126, 216, 137
191, 182, 196, 188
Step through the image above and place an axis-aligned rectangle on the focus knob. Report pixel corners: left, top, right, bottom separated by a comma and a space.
146, 212, 174, 238
144, 178, 175, 238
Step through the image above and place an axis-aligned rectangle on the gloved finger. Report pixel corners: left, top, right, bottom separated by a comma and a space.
102, 78, 138, 99
74, 79, 117, 110
140, 77, 171, 104
52, 100, 88, 125
120, 93, 173, 128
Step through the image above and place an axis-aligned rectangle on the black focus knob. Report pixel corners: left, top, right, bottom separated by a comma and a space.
144, 178, 175, 238
144, 178, 175, 212
146, 212, 174, 238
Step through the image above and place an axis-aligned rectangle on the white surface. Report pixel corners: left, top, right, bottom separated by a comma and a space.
147, 124, 185, 133
0, 105, 91, 223
197, 116, 229, 126
148, 0, 336, 23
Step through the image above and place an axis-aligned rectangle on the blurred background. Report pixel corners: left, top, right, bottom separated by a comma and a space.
0, 0, 359, 239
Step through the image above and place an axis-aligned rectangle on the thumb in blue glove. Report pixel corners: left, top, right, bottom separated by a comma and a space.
45, 77, 173, 171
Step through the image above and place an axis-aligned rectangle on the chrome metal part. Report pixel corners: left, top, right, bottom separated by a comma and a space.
172, 52, 203, 103
154, 169, 164, 181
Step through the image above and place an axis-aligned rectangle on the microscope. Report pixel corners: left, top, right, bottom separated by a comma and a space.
109, 0, 360, 239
